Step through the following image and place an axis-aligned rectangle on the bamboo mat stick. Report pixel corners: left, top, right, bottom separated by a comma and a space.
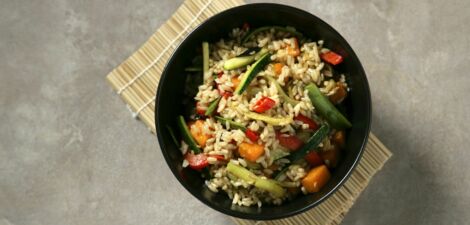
105, 0, 392, 224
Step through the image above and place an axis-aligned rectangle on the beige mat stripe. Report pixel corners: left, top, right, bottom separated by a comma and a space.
105, 0, 392, 224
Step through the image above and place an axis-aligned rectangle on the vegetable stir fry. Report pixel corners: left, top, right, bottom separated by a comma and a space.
171, 24, 350, 207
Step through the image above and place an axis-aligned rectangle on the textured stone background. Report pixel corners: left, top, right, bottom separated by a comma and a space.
1, 0, 469, 225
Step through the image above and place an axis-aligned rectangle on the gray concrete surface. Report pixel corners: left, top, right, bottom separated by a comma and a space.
1, 0, 469, 224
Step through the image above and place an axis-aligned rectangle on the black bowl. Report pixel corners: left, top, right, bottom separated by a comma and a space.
156, 3, 371, 220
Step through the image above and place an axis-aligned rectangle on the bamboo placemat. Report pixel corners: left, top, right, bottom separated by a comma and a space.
106, 0, 392, 224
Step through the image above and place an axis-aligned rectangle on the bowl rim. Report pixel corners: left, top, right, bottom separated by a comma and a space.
155, 2, 371, 220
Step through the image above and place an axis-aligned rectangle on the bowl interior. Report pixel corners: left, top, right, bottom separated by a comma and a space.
156, 3, 370, 220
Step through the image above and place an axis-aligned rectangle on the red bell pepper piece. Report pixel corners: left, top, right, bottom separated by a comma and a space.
196, 102, 206, 116
305, 151, 323, 167
185, 153, 209, 170
320, 51, 343, 65
275, 131, 304, 151
223, 92, 233, 98
294, 114, 319, 130
253, 97, 276, 113
245, 129, 259, 142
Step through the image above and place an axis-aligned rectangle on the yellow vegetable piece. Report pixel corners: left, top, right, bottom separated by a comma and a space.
301, 165, 331, 193
238, 142, 265, 162
189, 120, 211, 147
